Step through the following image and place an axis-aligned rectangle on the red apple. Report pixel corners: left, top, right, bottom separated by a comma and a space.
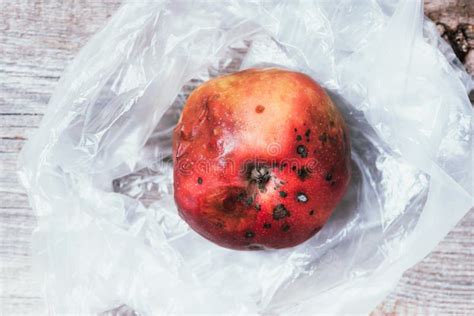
172, 68, 351, 250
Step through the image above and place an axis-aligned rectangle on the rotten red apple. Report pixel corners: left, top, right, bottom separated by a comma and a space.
172, 68, 351, 250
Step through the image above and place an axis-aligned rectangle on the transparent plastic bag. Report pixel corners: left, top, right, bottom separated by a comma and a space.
18, 0, 472, 314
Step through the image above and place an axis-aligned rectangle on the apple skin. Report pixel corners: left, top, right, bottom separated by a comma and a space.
172, 68, 351, 250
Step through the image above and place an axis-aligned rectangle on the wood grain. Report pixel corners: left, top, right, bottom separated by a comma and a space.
1, 1, 472, 315
424, 0, 474, 74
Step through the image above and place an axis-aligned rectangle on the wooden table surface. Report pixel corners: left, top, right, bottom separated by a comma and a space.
1, 1, 472, 315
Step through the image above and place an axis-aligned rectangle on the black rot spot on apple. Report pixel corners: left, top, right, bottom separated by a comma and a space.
245, 196, 254, 206
297, 145, 308, 158
325, 172, 333, 182
245, 231, 255, 238
297, 192, 308, 203
273, 204, 290, 220
297, 167, 311, 180
236, 192, 245, 202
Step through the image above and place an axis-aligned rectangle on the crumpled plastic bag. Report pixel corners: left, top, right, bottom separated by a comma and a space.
18, 0, 473, 314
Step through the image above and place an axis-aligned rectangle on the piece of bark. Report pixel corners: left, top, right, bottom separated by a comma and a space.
424, 0, 473, 73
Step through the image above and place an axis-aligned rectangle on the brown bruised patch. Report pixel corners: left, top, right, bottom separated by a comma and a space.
200, 185, 260, 234
255, 105, 265, 113
204, 186, 251, 219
